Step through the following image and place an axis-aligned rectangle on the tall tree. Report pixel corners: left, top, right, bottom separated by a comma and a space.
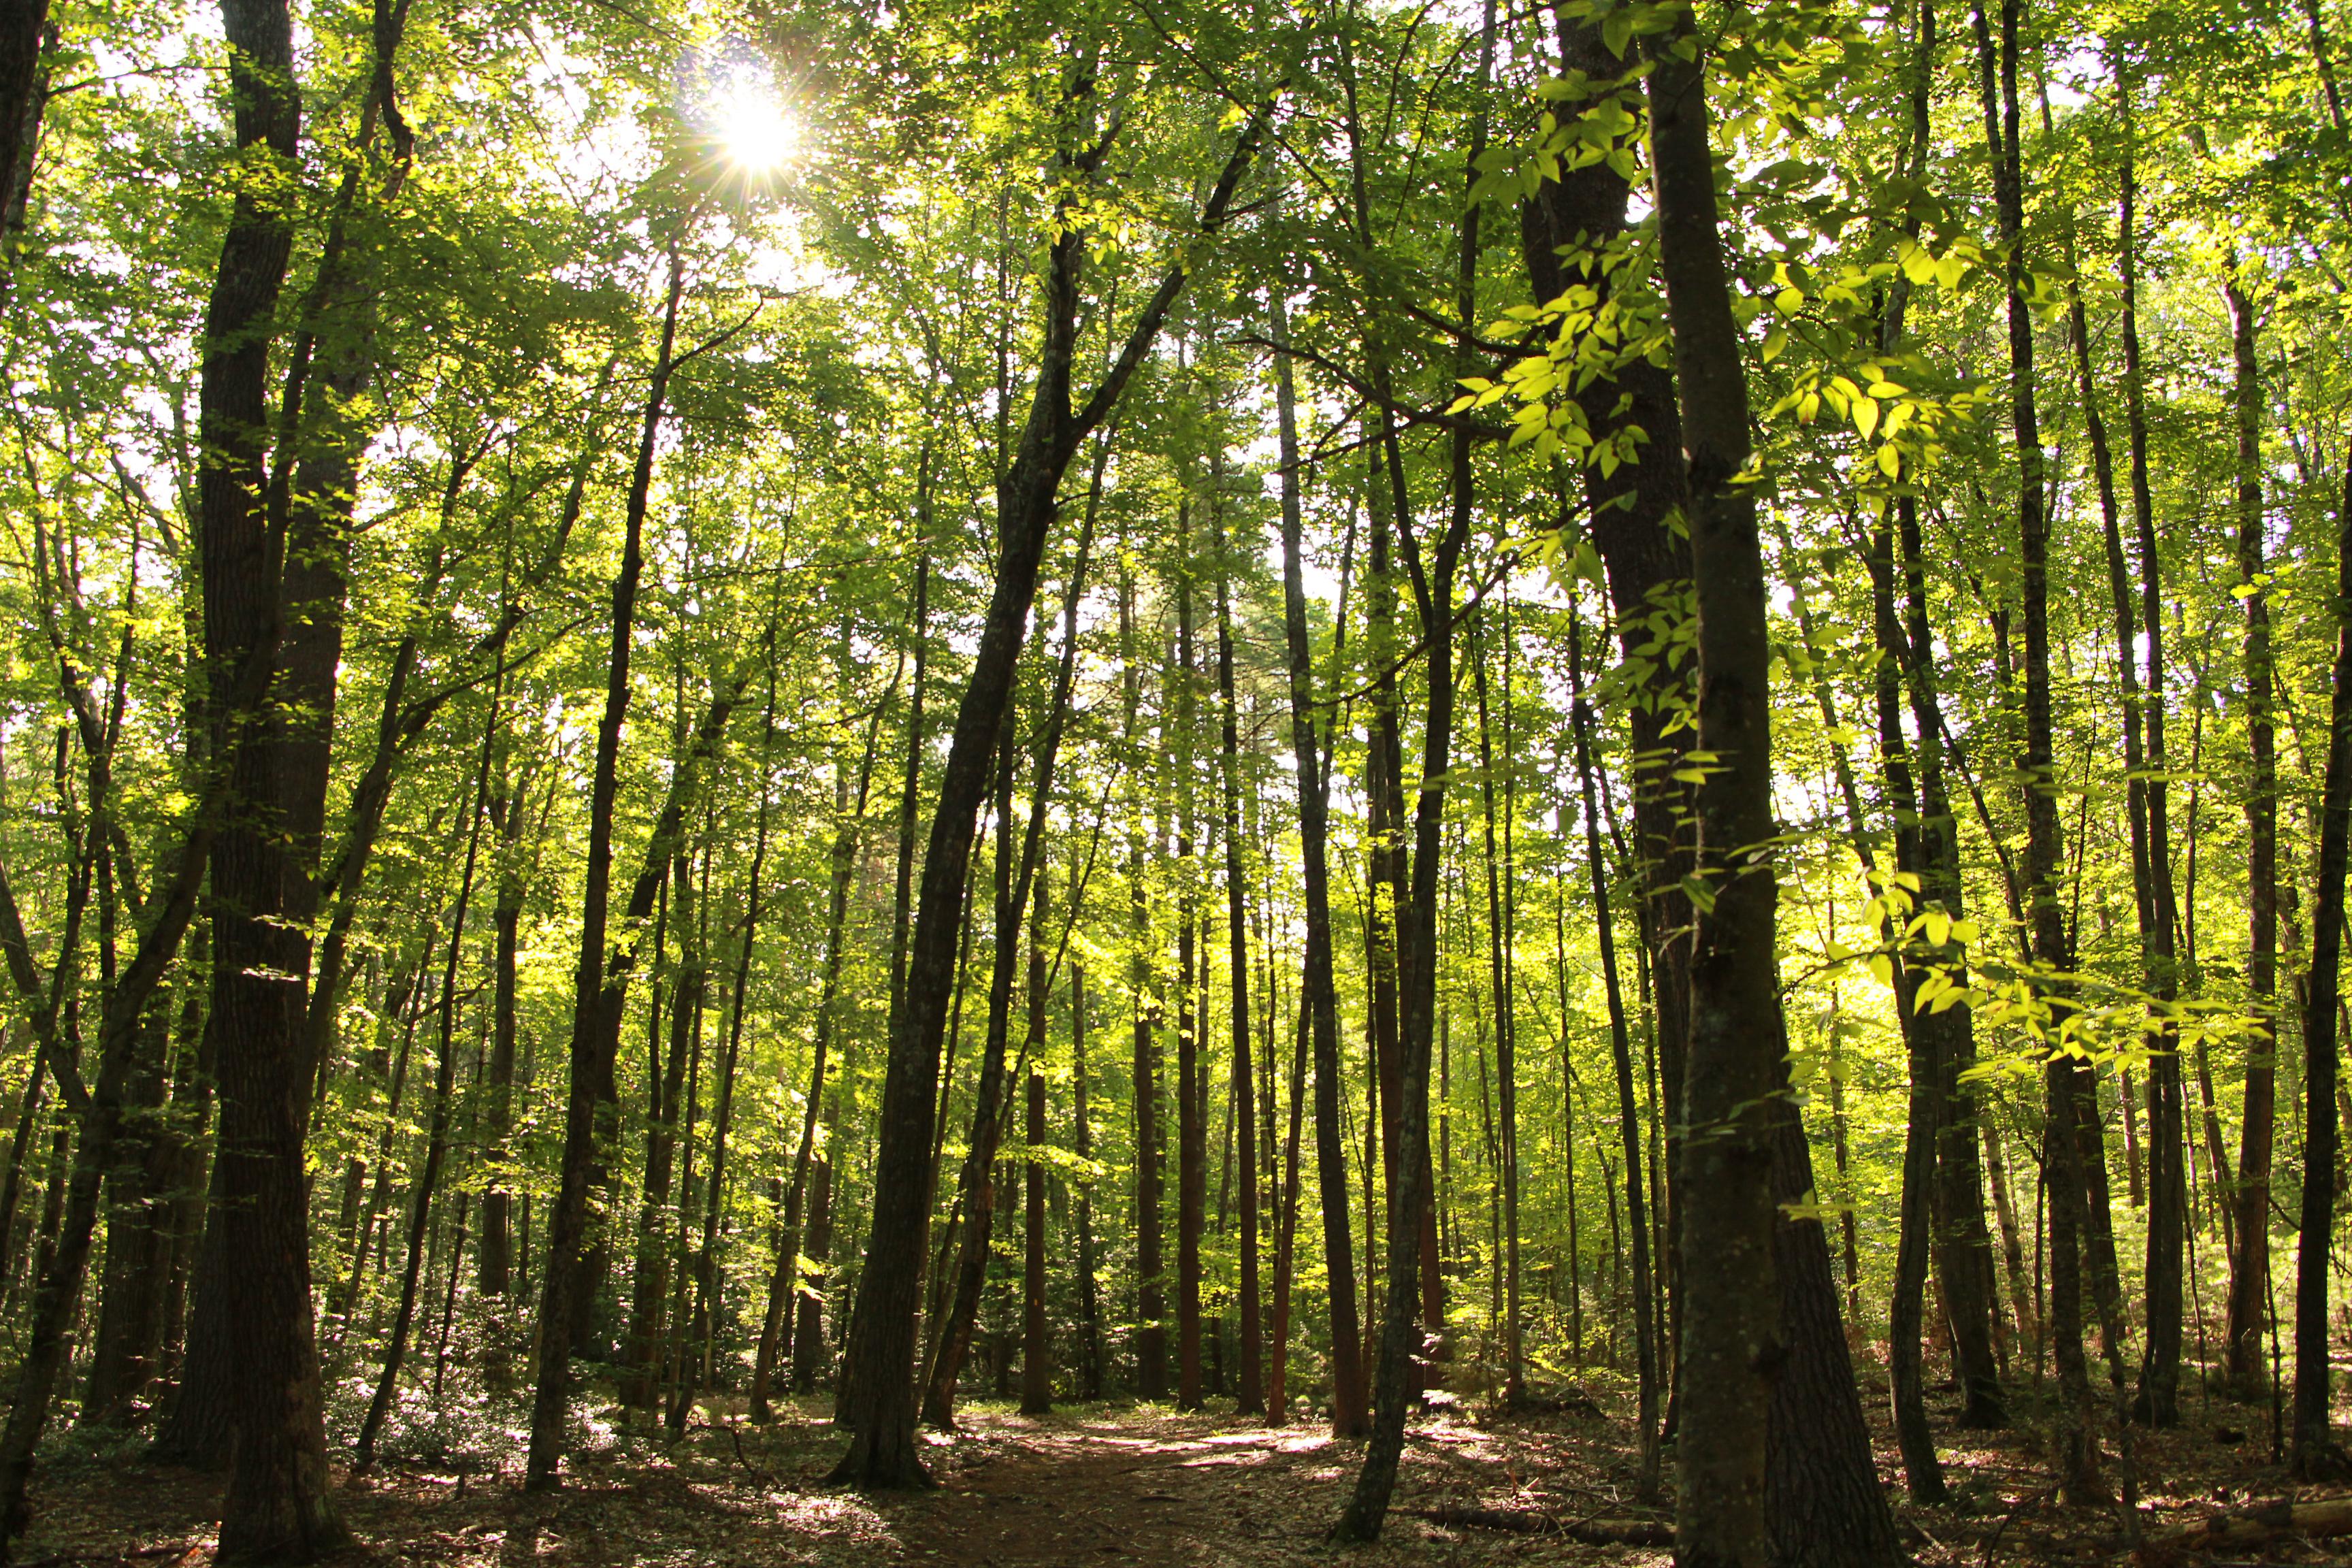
827, 89, 1265, 1486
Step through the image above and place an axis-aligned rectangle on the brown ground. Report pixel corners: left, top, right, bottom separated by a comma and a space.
11, 1382, 2349, 1566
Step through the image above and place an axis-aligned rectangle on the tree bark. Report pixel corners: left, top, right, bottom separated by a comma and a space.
1021, 1069, 1051, 1414
2289, 459, 2352, 1479
1269, 294, 1365, 1436
524, 244, 696, 1489
1564, 606, 1659, 1494
1334, 4, 1488, 1537
355, 685, 498, 1471
1211, 480, 1262, 1417
828, 108, 1263, 1487
1646, 10, 1784, 1564
2221, 273, 2277, 1396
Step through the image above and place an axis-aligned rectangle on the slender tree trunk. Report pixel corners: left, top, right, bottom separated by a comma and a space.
1269, 295, 1365, 1436
1073, 962, 1102, 1397
1473, 619, 1522, 1406
920, 489, 1096, 1429
1211, 484, 1262, 1416
755, 670, 883, 1417
1565, 606, 1659, 1495
2112, 55, 2185, 1426
1334, 6, 1488, 1537
1174, 533, 1205, 1414
1123, 562, 1169, 1401
670, 666, 779, 1434
621, 845, 687, 1411
1970, 0, 2102, 1504
525, 246, 690, 1490
2221, 273, 2278, 1396
355, 687, 498, 1470
1021, 1069, 1051, 1414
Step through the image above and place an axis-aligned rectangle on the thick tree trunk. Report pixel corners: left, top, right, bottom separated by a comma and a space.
1522, 9, 1697, 1389
1646, 10, 1787, 1564
0, 0, 50, 253
81, 1005, 171, 1426
1765, 1073, 1904, 1568
2289, 459, 2352, 1479
179, 0, 345, 1552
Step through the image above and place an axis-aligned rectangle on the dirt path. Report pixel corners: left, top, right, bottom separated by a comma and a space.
888, 1413, 1363, 1567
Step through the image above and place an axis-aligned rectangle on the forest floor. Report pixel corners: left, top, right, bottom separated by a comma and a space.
14, 1373, 2352, 1566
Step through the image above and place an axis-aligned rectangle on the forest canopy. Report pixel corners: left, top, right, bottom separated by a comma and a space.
0, 0, 2348, 1563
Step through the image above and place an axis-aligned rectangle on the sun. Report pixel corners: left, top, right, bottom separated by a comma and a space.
680, 42, 803, 182
715, 84, 800, 174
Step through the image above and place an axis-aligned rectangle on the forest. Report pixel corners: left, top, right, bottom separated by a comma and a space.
0, 0, 2347, 1563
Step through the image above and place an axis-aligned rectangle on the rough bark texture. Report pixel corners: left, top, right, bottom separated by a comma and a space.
2290, 460, 2352, 1479
1766, 1047, 1904, 1568
1648, 14, 1780, 1567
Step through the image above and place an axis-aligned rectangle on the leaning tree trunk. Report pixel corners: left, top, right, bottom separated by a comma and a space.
827, 108, 1264, 1488
2112, 55, 2185, 1429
